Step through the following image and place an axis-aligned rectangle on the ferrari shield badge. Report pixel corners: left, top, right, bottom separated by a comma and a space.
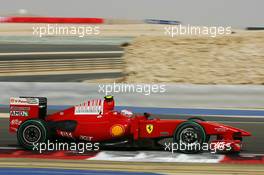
146, 124, 154, 134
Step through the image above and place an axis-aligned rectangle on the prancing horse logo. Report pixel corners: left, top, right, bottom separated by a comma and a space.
146, 124, 154, 134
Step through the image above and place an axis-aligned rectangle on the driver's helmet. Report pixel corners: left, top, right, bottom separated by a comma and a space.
121, 109, 133, 118
104, 95, 113, 101
103, 95, 114, 112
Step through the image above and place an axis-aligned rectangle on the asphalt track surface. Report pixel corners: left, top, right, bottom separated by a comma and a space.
1, 108, 263, 154
0, 44, 123, 82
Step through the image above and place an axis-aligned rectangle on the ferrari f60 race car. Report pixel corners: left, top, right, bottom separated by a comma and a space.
9, 96, 251, 153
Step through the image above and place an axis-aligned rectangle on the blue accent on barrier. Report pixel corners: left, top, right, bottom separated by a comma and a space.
1, 104, 264, 116
0, 168, 161, 175
145, 19, 180, 25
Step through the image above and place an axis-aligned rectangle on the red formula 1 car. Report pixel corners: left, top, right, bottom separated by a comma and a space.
9, 96, 251, 153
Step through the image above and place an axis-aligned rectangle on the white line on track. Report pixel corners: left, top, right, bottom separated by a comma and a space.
240, 153, 264, 156
0, 147, 20, 150
0, 51, 123, 56
185, 115, 264, 119
174, 107, 264, 111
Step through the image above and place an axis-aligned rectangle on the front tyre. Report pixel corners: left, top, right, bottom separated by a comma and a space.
17, 119, 49, 150
173, 121, 207, 154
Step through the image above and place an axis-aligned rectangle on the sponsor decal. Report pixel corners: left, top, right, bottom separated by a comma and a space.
10, 111, 29, 117
215, 127, 227, 132
10, 97, 39, 105
27, 98, 39, 104
79, 135, 93, 141
10, 98, 15, 104
146, 124, 154, 134
110, 124, 125, 137
10, 119, 22, 126
59, 131, 73, 138
10, 106, 30, 111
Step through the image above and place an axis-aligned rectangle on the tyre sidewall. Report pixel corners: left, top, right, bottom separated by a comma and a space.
17, 119, 48, 150
174, 122, 206, 153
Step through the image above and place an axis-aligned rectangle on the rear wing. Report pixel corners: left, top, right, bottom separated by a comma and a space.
9, 97, 47, 133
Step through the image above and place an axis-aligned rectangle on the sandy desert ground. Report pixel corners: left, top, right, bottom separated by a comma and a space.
122, 30, 264, 84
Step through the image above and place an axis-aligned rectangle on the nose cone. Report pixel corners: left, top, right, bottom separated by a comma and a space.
241, 130, 251, 136
211, 122, 252, 137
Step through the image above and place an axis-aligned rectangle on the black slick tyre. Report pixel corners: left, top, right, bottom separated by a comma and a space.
173, 121, 207, 154
17, 119, 49, 150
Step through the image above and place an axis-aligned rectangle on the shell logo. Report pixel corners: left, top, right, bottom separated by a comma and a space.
110, 124, 125, 137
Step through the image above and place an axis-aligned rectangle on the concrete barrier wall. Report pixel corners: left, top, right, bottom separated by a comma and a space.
0, 82, 263, 109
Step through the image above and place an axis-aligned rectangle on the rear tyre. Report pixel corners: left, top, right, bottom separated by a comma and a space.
17, 119, 49, 150
173, 121, 207, 154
